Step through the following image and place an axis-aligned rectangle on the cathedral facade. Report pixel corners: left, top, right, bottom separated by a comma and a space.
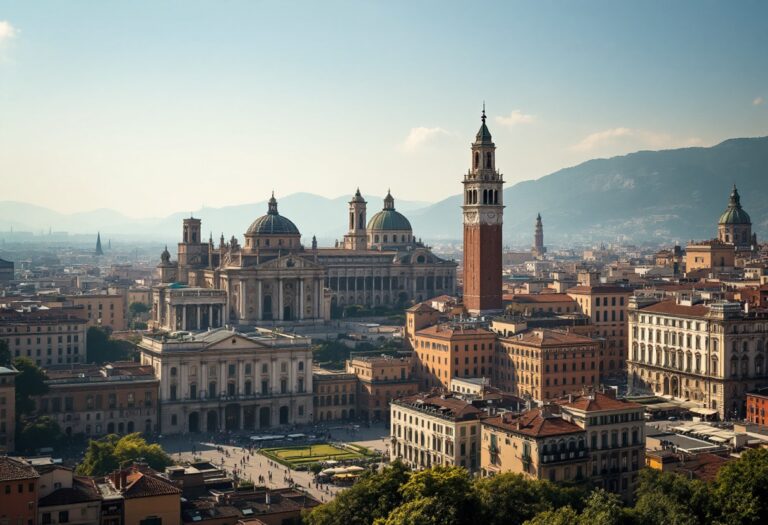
154, 192, 456, 327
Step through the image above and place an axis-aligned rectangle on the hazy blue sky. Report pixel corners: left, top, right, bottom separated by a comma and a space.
0, 1, 766, 217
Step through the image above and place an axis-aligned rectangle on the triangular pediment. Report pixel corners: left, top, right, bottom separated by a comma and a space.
203, 332, 268, 351
256, 254, 323, 270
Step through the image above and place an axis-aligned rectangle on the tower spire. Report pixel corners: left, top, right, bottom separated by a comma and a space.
481, 101, 486, 123
95, 232, 104, 256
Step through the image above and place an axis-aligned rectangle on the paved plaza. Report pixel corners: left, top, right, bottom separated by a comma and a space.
157, 422, 391, 504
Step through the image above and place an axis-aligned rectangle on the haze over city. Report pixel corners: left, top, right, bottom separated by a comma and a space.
1, 1, 767, 216
1, 3, 768, 525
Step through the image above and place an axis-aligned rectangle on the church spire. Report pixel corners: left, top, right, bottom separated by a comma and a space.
95, 232, 104, 256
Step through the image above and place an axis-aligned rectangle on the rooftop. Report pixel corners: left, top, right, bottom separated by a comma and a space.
502, 328, 597, 347
0, 456, 40, 482
483, 407, 584, 438
558, 391, 642, 413
393, 391, 481, 421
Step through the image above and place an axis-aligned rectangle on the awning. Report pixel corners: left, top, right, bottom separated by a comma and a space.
690, 407, 719, 416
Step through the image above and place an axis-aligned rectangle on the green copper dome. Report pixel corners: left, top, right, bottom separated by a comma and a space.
367, 210, 412, 231
718, 185, 751, 225
367, 191, 412, 231
246, 194, 300, 235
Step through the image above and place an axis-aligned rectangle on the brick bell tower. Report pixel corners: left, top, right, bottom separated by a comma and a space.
462, 105, 504, 315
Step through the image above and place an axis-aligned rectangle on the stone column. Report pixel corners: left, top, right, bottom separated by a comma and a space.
241, 279, 248, 322
315, 278, 321, 319
208, 304, 213, 328
256, 280, 262, 321
196, 306, 202, 330
299, 279, 304, 320
225, 280, 231, 324
181, 306, 187, 331
278, 279, 284, 321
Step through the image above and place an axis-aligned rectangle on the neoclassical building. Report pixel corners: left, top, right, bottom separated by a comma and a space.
139, 328, 314, 433
627, 296, 768, 419
154, 191, 456, 326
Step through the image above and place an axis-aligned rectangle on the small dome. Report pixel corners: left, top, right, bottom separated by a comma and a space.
367, 191, 412, 231
246, 194, 301, 236
718, 185, 751, 225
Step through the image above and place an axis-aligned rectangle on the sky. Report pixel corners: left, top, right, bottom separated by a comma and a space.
0, 0, 767, 217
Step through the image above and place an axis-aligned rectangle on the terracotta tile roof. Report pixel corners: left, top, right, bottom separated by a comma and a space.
483, 408, 584, 438
407, 302, 438, 313
123, 471, 181, 499
502, 329, 597, 347
0, 457, 40, 482
39, 478, 102, 507
567, 285, 632, 295
640, 299, 710, 318
393, 392, 481, 421
505, 293, 576, 304
558, 392, 642, 412
415, 324, 496, 340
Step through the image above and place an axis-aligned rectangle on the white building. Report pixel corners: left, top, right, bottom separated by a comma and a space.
139, 328, 313, 433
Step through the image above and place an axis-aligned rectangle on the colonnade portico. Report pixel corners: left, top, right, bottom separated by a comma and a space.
235, 275, 325, 323
174, 304, 224, 331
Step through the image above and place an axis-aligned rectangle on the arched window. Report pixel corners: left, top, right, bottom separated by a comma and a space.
742, 356, 749, 377
474, 151, 479, 169
374, 235, 379, 243
731, 356, 739, 377
298, 361, 305, 371
383, 235, 388, 243
756, 355, 764, 376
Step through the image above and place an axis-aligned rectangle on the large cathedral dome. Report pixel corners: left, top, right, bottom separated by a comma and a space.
246, 194, 300, 235
718, 185, 751, 225
367, 191, 412, 232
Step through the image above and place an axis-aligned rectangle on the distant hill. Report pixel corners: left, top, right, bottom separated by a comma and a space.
1, 137, 766, 246
0, 193, 431, 243
408, 136, 768, 245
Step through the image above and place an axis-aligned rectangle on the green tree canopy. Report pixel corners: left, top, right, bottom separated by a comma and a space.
0, 340, 11, 367
86, 327, 136, 364
77, 433, 173, 476
129, 302, 150, 316
13, 357, 48, 416
16, 416, 63, 453
304, 461, 410, 525
711, 448, 768, 525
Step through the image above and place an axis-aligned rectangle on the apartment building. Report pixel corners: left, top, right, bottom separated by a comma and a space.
347, 354, 418, 422
0, 308, 88, 367
567, 285, 632, 377
390, 392, 482, 471
313, 368, 358, 421
494, 329, 600, 401
411, 323, 497, 390
33, 362, 159, 437
627, 296, 768, 419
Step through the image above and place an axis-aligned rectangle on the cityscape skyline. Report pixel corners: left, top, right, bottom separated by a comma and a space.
1, 1, 767, 216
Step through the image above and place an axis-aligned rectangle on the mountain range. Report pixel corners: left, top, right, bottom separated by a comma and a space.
1, 137, 766, 246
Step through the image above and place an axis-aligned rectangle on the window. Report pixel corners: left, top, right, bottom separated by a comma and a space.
139, 518, 162, 525
58, 511, 69, 524
42, 514, 51, 525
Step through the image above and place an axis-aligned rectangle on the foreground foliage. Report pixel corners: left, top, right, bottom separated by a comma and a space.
76, 433, 173, 476
304, 449, 768, 525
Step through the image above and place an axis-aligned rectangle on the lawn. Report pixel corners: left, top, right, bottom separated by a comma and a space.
260, 443, 369, 468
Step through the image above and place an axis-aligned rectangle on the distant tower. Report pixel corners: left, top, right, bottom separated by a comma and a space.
532, 213, 546, 257
178, 216, 207, 284
95, 232, 104, 256
462, 105, 504, 315
157, 245, 177, 283
717, 185, 754, 248
343, 188, 368, 250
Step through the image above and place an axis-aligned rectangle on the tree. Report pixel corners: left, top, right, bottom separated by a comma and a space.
304, 461, 410, 525
474, 473, 571, 525
17, 416, 63, 452
631, 469, 708, 525
13, 357, 48, 416
129, 302, 150, 317
578, 489, 624, 525
86, 327, 136, 364
395, 466, 478, 525
523, 507, 579, 525
711, 448, 768, 525
0, 340, 11, 367
77, 433, 173, 476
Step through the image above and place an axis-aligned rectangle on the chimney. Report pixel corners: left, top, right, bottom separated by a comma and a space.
120, 470, 128, 490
